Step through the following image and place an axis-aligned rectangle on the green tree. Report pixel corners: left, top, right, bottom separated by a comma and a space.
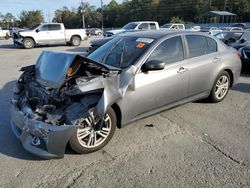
19, 10, 44, 28
170, 16, 185, 23
53, 7, 79, 28
53, 3, 102, 28
3, 13, 16, 28
51, 0, 250, 28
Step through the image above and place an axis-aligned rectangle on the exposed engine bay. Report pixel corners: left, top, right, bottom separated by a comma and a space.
11, 51, 135, 158
14, 51, 118, 127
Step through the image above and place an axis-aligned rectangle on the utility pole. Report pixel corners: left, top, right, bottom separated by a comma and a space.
224, 0, 228, 11
101, 0, 104, 33
47, 11, 51, 22
81, 0, 86, 28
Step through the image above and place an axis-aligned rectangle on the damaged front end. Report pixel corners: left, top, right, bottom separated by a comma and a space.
11, 51, 125, 159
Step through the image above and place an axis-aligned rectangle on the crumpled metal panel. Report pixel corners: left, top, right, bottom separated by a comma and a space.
36, 51, 77, 88
76, 65, 137, 119
35, 51, 136, 120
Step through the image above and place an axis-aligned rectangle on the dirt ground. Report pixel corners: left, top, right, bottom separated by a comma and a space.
0, 38, 249, 188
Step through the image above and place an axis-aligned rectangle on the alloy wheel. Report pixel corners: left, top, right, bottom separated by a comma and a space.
77, 111, 112, 148
215, 75, 229, 100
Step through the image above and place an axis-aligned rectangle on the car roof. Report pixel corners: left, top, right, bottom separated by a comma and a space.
132, 21, 157, 23
120, 30, 210, 39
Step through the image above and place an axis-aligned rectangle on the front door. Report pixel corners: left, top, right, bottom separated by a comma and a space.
119, 36, 189, 121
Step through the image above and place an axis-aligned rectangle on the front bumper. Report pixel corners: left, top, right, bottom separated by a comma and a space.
11, 98, 76, 159
13, 38, 23, 46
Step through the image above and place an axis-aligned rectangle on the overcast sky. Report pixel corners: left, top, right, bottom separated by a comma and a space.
0, 0, 123, 21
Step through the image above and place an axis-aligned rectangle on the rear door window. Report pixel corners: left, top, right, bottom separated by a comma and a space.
149, 23, 157, 30
178, 25, 184, 30
207, 37, 217, 53
138, 23, 149, 30
186, 35, 217, 58
148, 36, 184, 64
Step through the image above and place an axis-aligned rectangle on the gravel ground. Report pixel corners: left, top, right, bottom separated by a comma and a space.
0, 38, 249, 188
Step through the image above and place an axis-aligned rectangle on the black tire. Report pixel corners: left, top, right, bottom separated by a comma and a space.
70, 36, 81, 46
209, 71, 231, 103
5, 35, 10, 40
69, 108, 117, 154
23, 38, 35, 49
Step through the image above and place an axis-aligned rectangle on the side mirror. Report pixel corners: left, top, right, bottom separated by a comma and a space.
142, 60, 165, 71
35, 29, 40, 33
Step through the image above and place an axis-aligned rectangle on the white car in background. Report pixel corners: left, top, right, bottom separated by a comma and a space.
13, 23, 87, 49
104, 21, 160, 37
160, 23, 185, 30
0, 27, 10, 39
190, 26, 201, 31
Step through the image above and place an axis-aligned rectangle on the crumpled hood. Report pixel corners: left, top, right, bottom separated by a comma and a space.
35, 51, 116, 89
36, 51, 77, 88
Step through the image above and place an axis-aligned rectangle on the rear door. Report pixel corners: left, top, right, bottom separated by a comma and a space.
47, 24, 65, 44
184, 35, 220, 96
149, 23, 157, 30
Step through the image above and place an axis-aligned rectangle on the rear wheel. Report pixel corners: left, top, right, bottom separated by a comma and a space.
5, 34, 10, 40
69, 108, 116, 154
70, 36, 81, 46
209, 71, 231, 103
23, 38, 35, 49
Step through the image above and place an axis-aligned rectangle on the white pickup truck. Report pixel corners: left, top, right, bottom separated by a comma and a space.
0, 27, 10, 39
105, 21, 160, 37
13, 23, 87, 49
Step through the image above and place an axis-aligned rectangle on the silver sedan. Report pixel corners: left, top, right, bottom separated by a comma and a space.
11, 31, 241, 158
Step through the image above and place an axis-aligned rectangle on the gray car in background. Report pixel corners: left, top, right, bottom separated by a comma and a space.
11, 31, 241, 158
89, 30, 145, 53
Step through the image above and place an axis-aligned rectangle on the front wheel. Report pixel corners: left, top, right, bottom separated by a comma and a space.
69, 108, 117, 154
209, 71, 231, 103
70, 36, 81, 46
23, 38, 35, 49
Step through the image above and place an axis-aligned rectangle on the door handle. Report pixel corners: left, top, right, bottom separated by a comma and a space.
177, 67, 188, 74
213, 57, 221, 63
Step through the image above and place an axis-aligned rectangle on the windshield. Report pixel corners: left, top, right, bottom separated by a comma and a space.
161, 24, 171, 29
88, 36, 153, 69
29, 24, 40, 30
122, 23, 139, 30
